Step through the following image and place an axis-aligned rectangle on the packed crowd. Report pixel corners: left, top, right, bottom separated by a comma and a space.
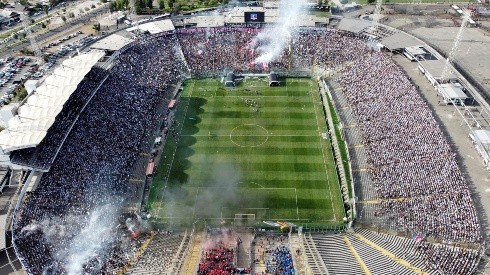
178, 27, 274, 74
198, 242, 236, 275
10, 67, 108, 170
336, 52, 481, 244
265, 245, 295, 275
418, 241, 480, 274
13, 33, 187, 274
9, 24, 483, 274
292, 29, 370, 69
178, 28, 370, 75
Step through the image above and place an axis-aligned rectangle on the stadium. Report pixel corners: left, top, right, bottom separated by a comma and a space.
0, 1, 487, 275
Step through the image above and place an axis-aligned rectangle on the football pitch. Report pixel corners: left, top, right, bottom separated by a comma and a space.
148, 77, 345, 227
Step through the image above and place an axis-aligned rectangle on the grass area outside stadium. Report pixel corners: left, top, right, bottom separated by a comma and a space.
148, 77, 347, 228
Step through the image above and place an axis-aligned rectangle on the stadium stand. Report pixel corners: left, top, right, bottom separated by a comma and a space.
12, 32, 188, 274
2, 23, 482, 274
126, 231, 188, 274
334, 52, 480, 245
307, 229, 481, 275
10, 67, 108, 170
305, 233, 364, 275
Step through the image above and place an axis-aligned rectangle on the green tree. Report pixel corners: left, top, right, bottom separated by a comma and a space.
17, 87, 28, 101
93, 22, 101, 32
41, 22, 46, 28
61, 16, 66, 22
13, 33, 18, 39
168, 0, 174, 8
173, 2, 180, 13
147, 0, 153, 8
43, 5, 49, 15
158, 0, 165, 9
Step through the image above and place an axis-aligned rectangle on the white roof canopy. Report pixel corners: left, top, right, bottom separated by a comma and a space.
0, 51, 105, 152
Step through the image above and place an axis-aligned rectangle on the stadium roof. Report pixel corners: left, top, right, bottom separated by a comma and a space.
184, 16, 225, 28
91, 33, 134, 51
418, 59, 457, 81
336, 18, 371, 33
0, 51, 105, 153
380, 32, 421, 50
126, 19, 175, 34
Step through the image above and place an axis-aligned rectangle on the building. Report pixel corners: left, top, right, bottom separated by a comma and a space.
436, 82, 470, 105
470, 130, 490, 169
418, 59, 457, 85
225, 72, 236, 87
269, 73, 280, 87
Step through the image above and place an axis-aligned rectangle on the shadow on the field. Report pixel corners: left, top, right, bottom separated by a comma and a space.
180, 97, 206, 135
214, 111, 243, 118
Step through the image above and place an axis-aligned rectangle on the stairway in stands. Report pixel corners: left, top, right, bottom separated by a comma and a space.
125, 231, 189, 275
305, 233, 364, 275
301, 233, 329, 274
179, 231, 203, 275
304, 228, 441, 275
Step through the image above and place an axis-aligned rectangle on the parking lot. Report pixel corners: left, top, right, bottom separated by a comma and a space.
0, 56, 38, 106
0, 29, 97, 108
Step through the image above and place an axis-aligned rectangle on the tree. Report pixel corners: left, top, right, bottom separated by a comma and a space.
173, 2, 180, 13
13, 33, 18, 39
43, 5, 49, 15
93, 22, 101, 32
61, 16, 66, 22
147, 0, 153, 9
168, 0, 175, 9
17, 87, 28, 101
158, 0, 165, 9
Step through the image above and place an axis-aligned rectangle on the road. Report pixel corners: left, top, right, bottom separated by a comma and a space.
0, 4, 109, 55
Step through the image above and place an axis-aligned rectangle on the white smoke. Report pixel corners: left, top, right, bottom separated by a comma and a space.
252, 0, 307, 64
63, 203, 121, 275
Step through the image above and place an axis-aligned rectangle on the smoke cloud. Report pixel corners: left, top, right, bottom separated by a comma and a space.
162, 161, 250, 222
63, 203, 121, 275
251, 0, 307, 64
20, 201, 124, 275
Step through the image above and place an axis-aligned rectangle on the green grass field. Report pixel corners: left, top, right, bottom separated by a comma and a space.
148, 77, 345, 227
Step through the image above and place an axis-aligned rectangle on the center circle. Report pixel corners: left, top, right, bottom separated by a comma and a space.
230, 124, 269, 147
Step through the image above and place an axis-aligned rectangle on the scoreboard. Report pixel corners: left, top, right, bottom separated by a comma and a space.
244, 12, 265, 23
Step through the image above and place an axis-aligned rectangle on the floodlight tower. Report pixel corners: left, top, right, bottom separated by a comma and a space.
129, 0, 136, 15
21, 14, 42, 58
441, 13, 470, 81
372, 0, 383, 28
